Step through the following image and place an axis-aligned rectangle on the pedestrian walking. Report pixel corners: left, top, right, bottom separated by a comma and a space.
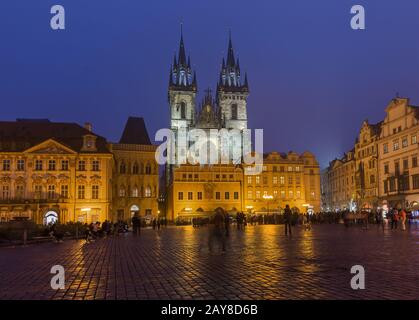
132, 213, 141, 236
284, 204, 292, 236
400, 208, 407, 231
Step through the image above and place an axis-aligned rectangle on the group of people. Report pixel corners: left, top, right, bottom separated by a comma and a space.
84, 220, 129, 242
386, 208, 408, 231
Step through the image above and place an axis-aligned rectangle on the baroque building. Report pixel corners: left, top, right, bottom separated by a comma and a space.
324, 96, 419, 213
110, 117, 159, 222
378, 97, 419, 210
0, 119, 113, 224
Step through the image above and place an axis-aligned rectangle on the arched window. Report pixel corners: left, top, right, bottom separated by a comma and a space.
145, 163, 152, 175
231, 104, 238, 120
132, 162, 139, 174
145, 186, 152, 198
132, 186, 139, 197
119, 161, 126, 174
180, 102, 186, 119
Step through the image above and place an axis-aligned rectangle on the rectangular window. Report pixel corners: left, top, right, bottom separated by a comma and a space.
92, 185, 99, 199
393, 140, 399, 151
383, 143, 388, 154
413, 157, 418, 168
234, 192, 239, 200
263, 176, 268, 185
412, 135, 417, 145
403, 159, 409, 171
35, 160, 43, 171
383, 180, 388, 193
178, 192, 183, 200
280, 190, 285, 198
215, 192, 221, 200
280, 176, 285, 185
296, 176, 301, 185
273, 190, 278, 198
273, 176, 278, 184
92, 160, 100, 171
255, 176, 260, 184
288, 166, 293, 172
255, 190, 261, 199
188, 192, 193, 200
289, 190, 294, 198
247, 176, 252, 184
48, 160, 56, 171
61, 160, 69, 171
389, 178, 396, 192
47, 185, 56, 199
78, 160, 86, 171
225, 192, 230, 200
384, 164, 389, 174
197, 192, 202, 200
78, 185, 85, 199
17, 159, 25, 171
413, 175, 419, 189
296, 190, 301, 199
288, 176, 293, 185
395, 161, 400, 175
247, 190, 253, 199
61, 185, 69, 199
2, 159, 10, 171
2, 185, 10, 199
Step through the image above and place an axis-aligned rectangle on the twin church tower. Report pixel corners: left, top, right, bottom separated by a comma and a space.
168, 28, 250, 137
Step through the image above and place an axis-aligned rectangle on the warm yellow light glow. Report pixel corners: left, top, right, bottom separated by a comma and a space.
246, 206, 253, 209
185, 208, 192, 211
81, 208, 91, 212
263, 194, 273, 200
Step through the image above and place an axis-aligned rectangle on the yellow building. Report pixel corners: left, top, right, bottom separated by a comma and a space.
325, 151, 356, 211
110, 117, 159, 222
167, 151, 321, 221
244, 151, 321, 214
167, 163, 243, 221
354, 120, 381, 210
378, 97, 419, 210
0, 120, 113, 224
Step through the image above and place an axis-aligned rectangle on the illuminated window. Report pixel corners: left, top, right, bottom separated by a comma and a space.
2, 159, 10, 171
273, 176, 278, 184
255, 176, 260, 184
247, 190, 253, 199
92, 185, 99, 199
145, 186, 152, 198
280, 176, 285, 185
61, 185, 69, 199
17, 159, 25, 171
247, 176, 252, 184
78, 185, 85, 199
61, 160, 69, 171
255, 190, 261, 199
48, 160, 56, 171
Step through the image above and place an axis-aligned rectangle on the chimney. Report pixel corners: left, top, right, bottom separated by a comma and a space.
84, 122, 92, 132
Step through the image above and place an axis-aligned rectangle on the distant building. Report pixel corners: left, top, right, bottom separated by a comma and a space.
0, 119, 113, 224
324, 96, 419, 213
110, 117, 159, 222
378, 97, 419, 210
325, 151, 356, 211
243, 152, 321, 215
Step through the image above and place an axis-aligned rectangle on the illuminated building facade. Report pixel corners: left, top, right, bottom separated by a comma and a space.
325, 151, 356, 211
243, 152, 321, 215
0, 119, 113, 224
377, 97, 419, 210
110, 117, 159, 222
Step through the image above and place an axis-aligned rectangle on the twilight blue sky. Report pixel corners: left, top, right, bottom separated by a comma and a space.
1, 0, 419, 168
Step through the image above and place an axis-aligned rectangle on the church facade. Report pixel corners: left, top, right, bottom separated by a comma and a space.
166, 30, 321, 221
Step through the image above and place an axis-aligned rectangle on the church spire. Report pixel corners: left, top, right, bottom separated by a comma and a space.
217, 31, 248, 92
169, 24, 196, 91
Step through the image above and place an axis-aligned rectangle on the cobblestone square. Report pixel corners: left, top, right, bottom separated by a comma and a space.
0, 224, 418, 300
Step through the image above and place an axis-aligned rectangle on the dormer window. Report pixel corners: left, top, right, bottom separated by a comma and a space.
82, 134, 97, 151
